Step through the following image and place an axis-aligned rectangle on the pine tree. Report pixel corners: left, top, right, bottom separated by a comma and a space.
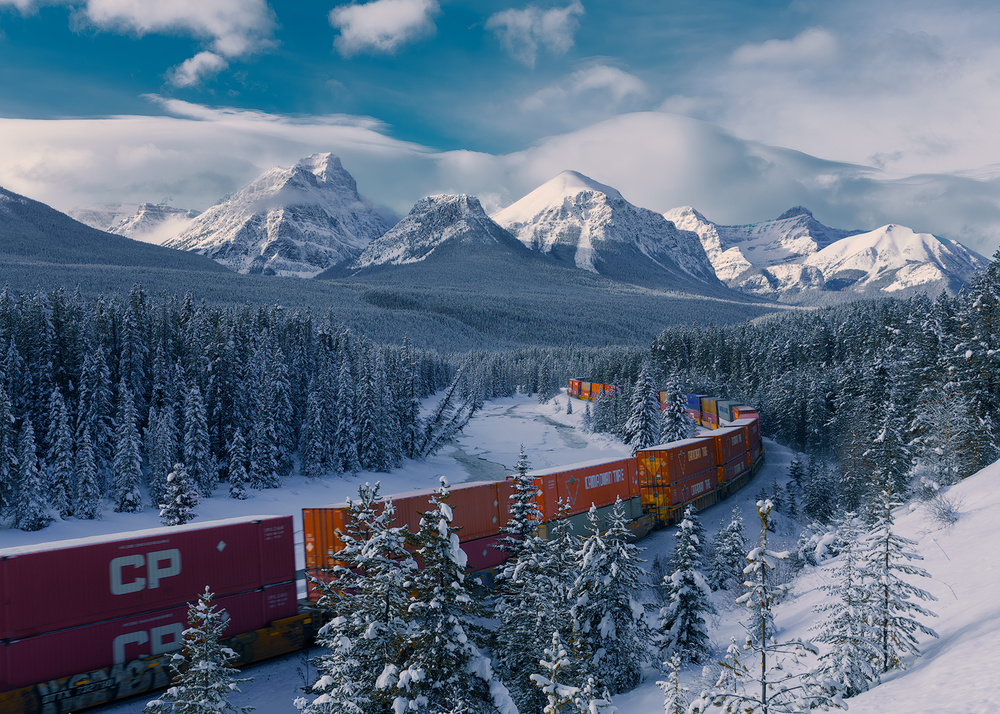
160, 463, 199, 527
333, 345, 361, 474
146, 407, 178, 509
624, 361, 662, 455
692, 500, 844, 714
16, 420, 50, 531
657, 653, 689, 714
812, 513, 881, 698
864, 485, 939, 673
75, 426, 102, 520
531, 631, 619, 714
0, 386, 16, 517
298, 379, 326, 478
227, 429, 249, 500
706, 507, 747, 592
297, 484, 417, 714
184, 383, 214, 497
657, 508, 715, 664
390, 478, 515, 714
659, 379, 694, 444
46, 388, 75, 519
570, 500, 650, 695
498, 445, 542, 554
143, 587, 253, 714
113, 379, 144, 513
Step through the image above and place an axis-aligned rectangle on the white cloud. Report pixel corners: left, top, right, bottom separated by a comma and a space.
168, 51, 229, 88
521, 64, 646, 111
731, 27, 838, 67
486, 1, 584, 67
329, 0, 439, 57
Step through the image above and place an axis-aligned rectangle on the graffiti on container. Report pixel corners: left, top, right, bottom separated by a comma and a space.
583, 468, 625, 491
33, 655, 170, 714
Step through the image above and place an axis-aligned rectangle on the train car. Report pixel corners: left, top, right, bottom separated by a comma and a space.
0, 516, 301, 714
526, 457, 637, 521
686, 394, 706, 425
700, 397, 722, 429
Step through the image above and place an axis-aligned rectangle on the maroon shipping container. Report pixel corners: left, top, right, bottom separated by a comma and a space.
731, 417, 761, 447
0, 516, 295, 641
718, 452, 750, 484
701, 411, 719, 429
712, 426, 747, 465
462, 533, 512, 572
669, 470, 717, 508
685, 407, 702, 425
528, 458, 637, 521
0, 582, 298, 692
749, 441, 763, 466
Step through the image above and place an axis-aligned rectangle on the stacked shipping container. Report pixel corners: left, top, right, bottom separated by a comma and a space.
0, 517, 298, 694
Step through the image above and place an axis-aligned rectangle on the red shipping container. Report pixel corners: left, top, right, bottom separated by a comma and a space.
0, 516, 295, 641
0, 582, 298, 692
389, 481, 502, 542
712, 426, 747, 465
669, 470, 717, 508
718, 452, 750, 483
685, 407, 702, 425
636, 438, 716, 487
733, 406, 758, 420
462, 534, 512, 572
496, 479, 517, 531
528, 458, 636, 521
701, 411, 719, 429
731, 417, 761, 447
749, 442, 763, 465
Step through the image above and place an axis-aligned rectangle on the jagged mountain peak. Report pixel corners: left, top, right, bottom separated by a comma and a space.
164, 153, 394, 277
776, 205, 813, 220
348, 193, 520, 270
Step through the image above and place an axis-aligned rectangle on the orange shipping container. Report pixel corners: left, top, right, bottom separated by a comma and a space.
712, 426, 747, 464
669, 469, 717, 508
527, 457, 637, 521
730, 417, 761, 448
701, 411, 719, 429
700, 397, 719, 415
636, 438, 716, 487
303, 505, 351, 570
718, 452, 750, 484
733, 406, 758, 420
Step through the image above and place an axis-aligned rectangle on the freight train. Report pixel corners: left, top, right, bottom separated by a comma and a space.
0, 382, 762, 713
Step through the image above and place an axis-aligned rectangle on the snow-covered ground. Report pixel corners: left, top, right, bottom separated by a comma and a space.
8, 392, 997, 713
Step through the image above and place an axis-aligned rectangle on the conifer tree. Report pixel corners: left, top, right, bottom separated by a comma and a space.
75, 426, 102, 520
298, 380, 326, 477
143, 587, 253, 714
146, 407, 178, 509
706, 507, 747, 591
0, 386, 16, 515
227, 429, 249, 500
184, 383, 214, 497
333, 348, 361, 474
16, 420, 50, 531
46, 388, 74, 519
812, 513, 881, 698
692, 501, 844, 714
498, 445, 542, 553
657, 508, 715, 664
657, 653, 689, 714
659, 379, 694, 444
570, 500, 650, 695
624, 361, 662, 455
113, 379, 144, 513
160, 463, 199, 526
390, 478, 515, 714
531, 631, 619, 714
863, 485, 939, 673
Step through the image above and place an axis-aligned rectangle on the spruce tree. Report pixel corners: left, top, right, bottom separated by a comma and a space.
143, 587, 253, 714
113, 379, 144, 513
624, 361, 662, 455
16, 420, 50, 531
184, 383, 214, 497
497, 445, 542, 554
812, 513, 881, 698
863, 485, 939, 673
570, 500, 650, 695
75, 426, 102, 520
692, 501, 844, 714
706, 507, 747, 592
390, 478, 515, 714
659, 378, 694, 444
46, 388, 75, 519
297, 484, 417, 714
227, 429, 249, 500
657, 653, 689, 714
160, 463, 199, 526
0, 386, 18, 516
657, 508, 715, 664
531, 631, 618, 714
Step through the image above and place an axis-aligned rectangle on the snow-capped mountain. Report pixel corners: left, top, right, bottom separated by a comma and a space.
494, 171, 720, 290
67, 203, 139, 233
164, 153, 396, 277
108, 203, 199, 244
665, 206, 989, 301
347, 193, 529, 270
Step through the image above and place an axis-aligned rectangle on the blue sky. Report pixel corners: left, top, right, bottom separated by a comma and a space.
3, 0, 1000, 255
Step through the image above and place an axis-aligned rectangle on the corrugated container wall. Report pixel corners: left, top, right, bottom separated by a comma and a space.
636, 438, 716, 486
528, 458, 636, 521
0, 516, 295, 641
731, 417, 761, 448
0, 583, 298, 692
718, 453, 751, 483
712, 426, 747, 465
716, 400, 741, 423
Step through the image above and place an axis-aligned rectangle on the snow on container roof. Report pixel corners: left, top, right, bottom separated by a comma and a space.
526, 455, 630, 478
636, 437, 714, 453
